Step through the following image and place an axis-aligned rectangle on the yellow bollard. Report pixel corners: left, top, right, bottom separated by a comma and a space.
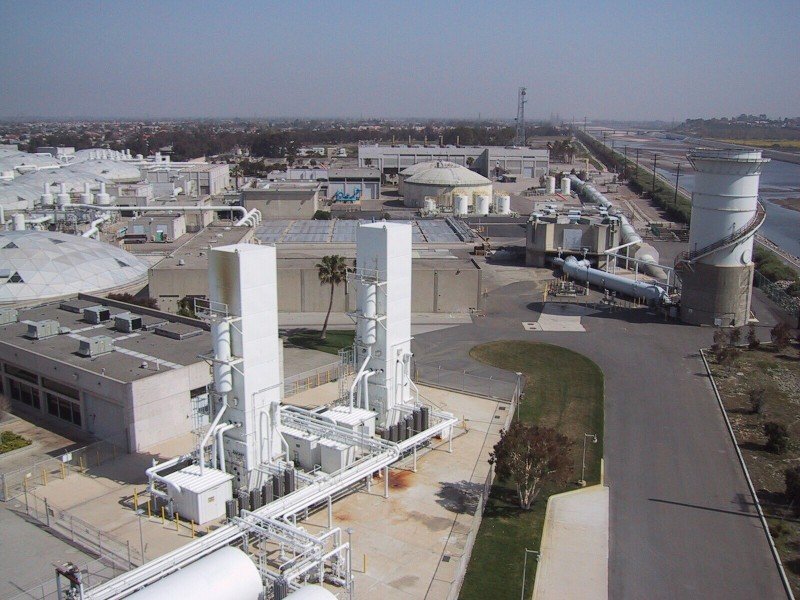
146, 497, 152, 519
60, 463, 66, 479
41, 467, 47, 486
363, 554, 367, 573
79, 456, 86, 472
161, 506, 166, 526
191, 520, 195, 538
133, 488, 138, 512
175, 512, 180, 533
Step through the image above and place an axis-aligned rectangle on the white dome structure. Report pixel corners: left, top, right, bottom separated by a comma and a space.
402, 161, 492, 208
0, 230, 148, 305
398, 160, 460, 196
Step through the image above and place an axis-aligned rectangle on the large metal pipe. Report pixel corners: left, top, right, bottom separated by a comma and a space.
554, 255, 666, 304
63, 204, 251, 224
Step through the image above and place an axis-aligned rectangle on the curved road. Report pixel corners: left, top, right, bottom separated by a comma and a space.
412, 280, 787, 599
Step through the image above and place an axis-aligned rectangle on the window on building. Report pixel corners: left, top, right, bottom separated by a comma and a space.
46, 393, 81, 427
5, 364, 38, 384
9, 379, 40, 410
41, 378, 79, 400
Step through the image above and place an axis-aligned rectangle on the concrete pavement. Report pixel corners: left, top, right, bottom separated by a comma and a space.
411, 275, 787, 599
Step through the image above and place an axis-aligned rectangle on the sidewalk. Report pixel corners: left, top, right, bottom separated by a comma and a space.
532, 485, 609, 600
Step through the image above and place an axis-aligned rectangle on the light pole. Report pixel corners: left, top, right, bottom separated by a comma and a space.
346, 527, 354, 600
515, 372, 523, 420
579, 433, 598, 486
521, 548, 540, 600
135, 509, 145, 563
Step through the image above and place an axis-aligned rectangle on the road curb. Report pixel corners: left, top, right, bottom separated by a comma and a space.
700, 348, 795, 599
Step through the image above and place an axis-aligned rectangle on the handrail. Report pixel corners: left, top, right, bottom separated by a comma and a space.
676, 200, 765, 267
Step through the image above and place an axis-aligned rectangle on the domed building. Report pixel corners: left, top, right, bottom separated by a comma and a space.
0, 230, 148, 306
398, 160, 460, 196
402, 162, 492, 208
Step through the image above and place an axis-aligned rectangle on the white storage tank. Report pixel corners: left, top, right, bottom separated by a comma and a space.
453, 194, 469, 216
475, 194, 490, 216
561, 176, 571, 195
126, 547, 262, 600
96, 181, 111, 205
12, 214, 26, 231
546, 176, 556, 194
495, 194, 511, 215
56, 183, 70, 208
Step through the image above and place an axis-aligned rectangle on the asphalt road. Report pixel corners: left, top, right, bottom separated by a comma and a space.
412, 280, 787, 599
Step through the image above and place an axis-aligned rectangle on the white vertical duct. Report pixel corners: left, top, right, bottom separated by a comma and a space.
56, 183, 70, 208
80, 182, 94, 205
212, 319, 233, 394
95, 181, 111, 205
40, 181, 54, 207
12, 214, 26, 231
546, 176, 556, 194
561, 175, 571, 195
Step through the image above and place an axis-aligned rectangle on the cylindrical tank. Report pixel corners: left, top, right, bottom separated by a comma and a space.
561, 176, 571, 195
212, 320, 233, 394
96, 181, 111, 206
126, 547, 262, 600
495, 194, 511, 215
12, 214, 26, 231
357, 281, 377, 346
423, 198, 437, 213
80, 182, 94, 205
284, 585, 337, 600
40, 182, 54, 207
474, 194, 490, 216
686, 149, 767, 268
56, 183, 70, 208
546, 176, 556, 194
453, 194, 469, 216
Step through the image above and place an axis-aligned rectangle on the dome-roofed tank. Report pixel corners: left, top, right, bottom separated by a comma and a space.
0, 230, 148, 305
403, 162, 492, 208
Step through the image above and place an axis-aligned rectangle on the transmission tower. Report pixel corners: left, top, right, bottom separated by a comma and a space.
514, 87, 527, 146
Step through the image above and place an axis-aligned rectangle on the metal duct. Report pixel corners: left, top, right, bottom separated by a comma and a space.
554, 256, 667, 304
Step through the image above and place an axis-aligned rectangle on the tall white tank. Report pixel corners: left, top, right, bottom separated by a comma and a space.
495, 194, 511, 215
40, 182, 54, 207
357, 280, 378, 347
475, 194, 490, 216
12, 214, 26, 231
686, 149, 767, 268
561, 176, 571, 195
56, 183, 71, 208
80, 182, 94, 205
453, 194, 469, 216
546, 176, 556, 194
96, 181, 111, 205
126, 547, 262, 600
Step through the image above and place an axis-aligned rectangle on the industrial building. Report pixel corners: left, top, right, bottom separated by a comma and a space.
358, 144, 549, 179
0, 295, 213, 451
326, 167, 381, 201
240, 180, 321, 219
678, 149, 768, 326
526, 211, 622, 268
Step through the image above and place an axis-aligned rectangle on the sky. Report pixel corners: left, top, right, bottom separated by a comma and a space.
1, 0, 798, 121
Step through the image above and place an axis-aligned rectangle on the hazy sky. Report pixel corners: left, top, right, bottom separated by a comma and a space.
1, 0, 798, 121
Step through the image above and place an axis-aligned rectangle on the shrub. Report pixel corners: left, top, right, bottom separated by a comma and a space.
747, 324, 760, 349
748, 385, 766, 415
771, 321, 792, 350
785, 465, 800, 514
764, 421, 789, 454
712, 328, 727, 354
716, 345, 739, 366
728, 327, 742, 347
107, 293, 158, 309
312, 210, 331, 220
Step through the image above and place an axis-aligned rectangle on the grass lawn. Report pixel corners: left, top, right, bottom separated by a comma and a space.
285, 329, 355, 355
459, 341, 604, 600
708, 342, 800, 596
0, 431, 31, 454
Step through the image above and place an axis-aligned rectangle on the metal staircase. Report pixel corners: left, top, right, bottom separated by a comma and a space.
675, 200, 765, 271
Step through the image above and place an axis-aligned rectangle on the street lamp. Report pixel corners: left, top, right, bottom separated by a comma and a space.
515, 372, 523, 420
346, 527, 354, 600
579, 433, 598, 486
521, 548, 540, 600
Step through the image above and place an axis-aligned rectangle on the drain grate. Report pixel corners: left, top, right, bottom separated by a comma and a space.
442, 555, 451, 563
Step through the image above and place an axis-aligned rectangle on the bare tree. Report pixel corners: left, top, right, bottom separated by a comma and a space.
489, 423, 573, 509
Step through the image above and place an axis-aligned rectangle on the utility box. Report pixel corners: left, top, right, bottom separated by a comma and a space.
319, 439, 355, 474
321, 407, 377, 438
0, 308, 19, 326
162, 465, 234, 525
83, 306, 111, 324
78, 336, 115, 357
26, 319, 60, 339
114, 312, 143, 333
282, 426, 321, 472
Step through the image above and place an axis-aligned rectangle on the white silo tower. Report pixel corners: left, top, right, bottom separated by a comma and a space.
679, 148, 768, 326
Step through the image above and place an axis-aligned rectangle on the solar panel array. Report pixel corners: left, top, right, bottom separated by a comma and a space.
254, 219, 468, 245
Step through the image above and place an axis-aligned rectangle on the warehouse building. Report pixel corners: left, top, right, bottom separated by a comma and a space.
358, 145, 549, 179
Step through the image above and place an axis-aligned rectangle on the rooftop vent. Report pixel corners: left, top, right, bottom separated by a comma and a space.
0, 308, 19, 326
26, 319, 60, 339
83, 306, 111, 324
78, 336, 115, 357
114, 312, 143, 333
154, 322, 203, 341
60, 299, 101, 314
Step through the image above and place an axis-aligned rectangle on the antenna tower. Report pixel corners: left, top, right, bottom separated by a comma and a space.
514, 87, 527, 146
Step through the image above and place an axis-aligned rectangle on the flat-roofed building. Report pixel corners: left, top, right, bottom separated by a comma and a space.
326, 167, 381, 200
240, 180, 320, 219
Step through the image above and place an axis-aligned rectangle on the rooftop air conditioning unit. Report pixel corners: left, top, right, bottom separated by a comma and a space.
0, 308, 19, 326
26, 320, 60, 339
78, 336, 115, 357
115, 312, 143, 333
84, 306, 111, 324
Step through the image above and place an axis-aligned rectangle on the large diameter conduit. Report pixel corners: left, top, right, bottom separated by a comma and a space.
554, 256, 666, 304
63, 204, 254, 226
568, 175, 667, 279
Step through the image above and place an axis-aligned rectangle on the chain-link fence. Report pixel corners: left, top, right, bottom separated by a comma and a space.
754, 270, 800, 322
8, 558, 127, 600
413, 363, 518, 403
0, 440, 122, 502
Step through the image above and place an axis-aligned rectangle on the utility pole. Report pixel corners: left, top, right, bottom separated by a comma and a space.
515, 87, 527, 146
652, 154, 658, 197
623, 146, 628, 180
584, 116, 587, 132
635, 148, 639, 171
673, 163, 681, 205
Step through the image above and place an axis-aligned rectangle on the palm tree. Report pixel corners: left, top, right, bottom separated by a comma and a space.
316, 255, 348, 340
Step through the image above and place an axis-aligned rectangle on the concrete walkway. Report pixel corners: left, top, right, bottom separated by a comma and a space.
533, 485, 609, 600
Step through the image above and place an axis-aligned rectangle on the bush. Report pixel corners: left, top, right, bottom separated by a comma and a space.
747, 324, 760, 349
754, 247, 800, 283
0, 431, 31, 454
771, 321, 792, 350
107, 293, 158, 309
312, 210, 331, 220
728, 327, 742, 347
787, 281, 800, 297
785, 465, 800, 513
749, 385, 766, 415
764, 421, 790, 454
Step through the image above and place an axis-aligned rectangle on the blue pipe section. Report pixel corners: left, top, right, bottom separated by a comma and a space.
554, 255, 667, 304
